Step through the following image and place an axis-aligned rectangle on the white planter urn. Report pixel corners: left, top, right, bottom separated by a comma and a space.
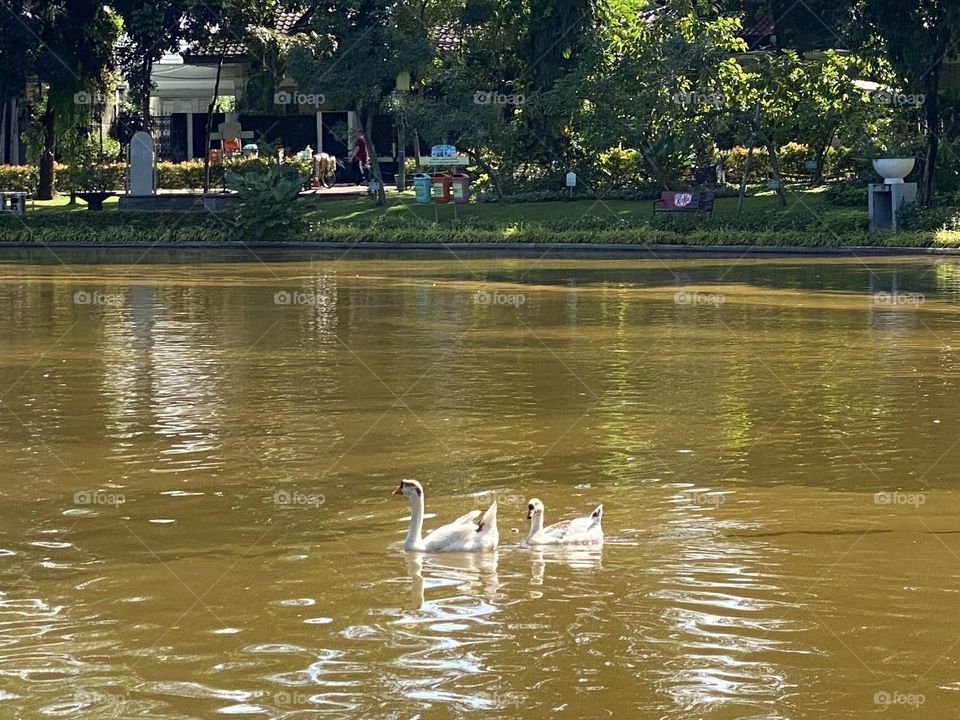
873, 158, 915, 185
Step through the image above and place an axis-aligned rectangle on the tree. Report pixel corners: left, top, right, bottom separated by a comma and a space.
0, 0, 37, 162
772, 0, 960, 205
562, 0, 747, 188
113, 0, 191, 129
390, 66, 514, 199
28, 0, 120, 199
183, 0, 282, 193
860, 0, 960, 206
287, 0, 432, 205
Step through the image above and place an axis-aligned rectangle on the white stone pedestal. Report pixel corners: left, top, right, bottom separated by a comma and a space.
868, 183, 917, 232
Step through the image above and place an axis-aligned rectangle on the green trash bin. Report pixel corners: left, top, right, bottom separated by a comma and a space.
413, 174, 432, 203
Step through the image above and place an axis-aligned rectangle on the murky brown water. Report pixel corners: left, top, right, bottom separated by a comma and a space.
1, 251, 960, 718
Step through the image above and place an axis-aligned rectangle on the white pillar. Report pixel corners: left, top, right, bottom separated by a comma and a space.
316, 111, 323, 153
186, 112, 194, 160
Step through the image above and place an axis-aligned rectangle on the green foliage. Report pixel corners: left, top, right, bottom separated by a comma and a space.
224, 163, 309, 239
898, 203, 960, 232
56, 162, 125, 192
113, 0, 191, 121
5, 210, 953, 249
0, 165, 39, 192
823, 179, 871, 207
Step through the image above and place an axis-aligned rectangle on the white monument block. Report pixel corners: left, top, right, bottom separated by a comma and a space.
129, 131, 155, 196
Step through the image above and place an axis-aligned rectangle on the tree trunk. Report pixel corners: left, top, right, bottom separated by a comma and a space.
810, 131, 833, 188
639, 141, 670, 191
141, 57, 154, 131
38, 104, 56, 200
920, 60, 941, 208
412, 129, 421, 170
0, 92, 8, 164
737, 146, 753, 215
363, 109, 386, 205
766, 140, 787, 207
467, 148, 504, 201
203, 53, 225, 195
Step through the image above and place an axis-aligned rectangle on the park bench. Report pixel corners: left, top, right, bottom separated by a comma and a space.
653, 190, 715, 214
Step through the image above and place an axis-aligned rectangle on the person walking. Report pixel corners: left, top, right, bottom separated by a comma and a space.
350, 129, 370, 185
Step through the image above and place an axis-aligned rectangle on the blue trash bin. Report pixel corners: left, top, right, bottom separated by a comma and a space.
413, 174, 432, 203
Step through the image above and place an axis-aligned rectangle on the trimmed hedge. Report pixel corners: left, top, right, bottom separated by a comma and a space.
0, 165, 39, 192
1, 211, 955, 248
0, 158, 313, 194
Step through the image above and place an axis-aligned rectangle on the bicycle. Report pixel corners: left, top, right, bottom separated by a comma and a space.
311, 153, 340, 189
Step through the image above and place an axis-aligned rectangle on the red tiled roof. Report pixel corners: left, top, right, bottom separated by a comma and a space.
183, 10, 310, 62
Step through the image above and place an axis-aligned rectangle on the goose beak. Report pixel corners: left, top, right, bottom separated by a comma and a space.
392, 485, 404, 496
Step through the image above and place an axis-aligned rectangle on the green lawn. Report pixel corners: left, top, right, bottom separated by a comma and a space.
299, 186, 866, 229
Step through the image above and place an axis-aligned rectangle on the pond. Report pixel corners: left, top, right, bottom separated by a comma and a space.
1, 250, 958, 718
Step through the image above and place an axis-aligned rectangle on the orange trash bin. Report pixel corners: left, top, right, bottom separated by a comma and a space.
430, 173, 452, 204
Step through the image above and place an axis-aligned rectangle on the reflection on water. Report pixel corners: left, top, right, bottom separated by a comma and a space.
1, 254, 959, 717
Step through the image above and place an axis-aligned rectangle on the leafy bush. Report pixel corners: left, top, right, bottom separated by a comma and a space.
154, 157, 302, 189
898, 203, 960, 232
225, 163, 309, 238
721, 147, 772, 183
0, 165, 39, 192
597, 147, 645, 185
57, 162, 126, 192
722, 144, 848, 184
0, 208, 953, 248
934, 138, 960, 195
823, 178, 870, 207
156, 161, 213, 190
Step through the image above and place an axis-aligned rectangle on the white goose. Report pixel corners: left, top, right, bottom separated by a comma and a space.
524, 498, 603, 546
394, 479, 499, 552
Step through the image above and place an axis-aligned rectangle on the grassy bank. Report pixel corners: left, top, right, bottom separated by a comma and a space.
4, 187, 960, 248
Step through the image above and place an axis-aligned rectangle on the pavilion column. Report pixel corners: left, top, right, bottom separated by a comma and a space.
347, 111, 357, 153
186, 112, 194, 160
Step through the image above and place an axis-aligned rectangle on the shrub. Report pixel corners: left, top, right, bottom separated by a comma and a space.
0, 165, 39, 192
721, 147, 771, 183
898, 203, 960, 232
57, 162, 126, 192
225, 163, 309, 239
823, 178, 870, 207
156, 161, 211, 190
597, 147, 645, 185
0, 209, 951, 248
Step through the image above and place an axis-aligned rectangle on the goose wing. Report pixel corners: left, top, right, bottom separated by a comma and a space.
450, 509, 481, 525
541, 514, 600, 543
422, 502, 497, 552
421, 517, 486, 552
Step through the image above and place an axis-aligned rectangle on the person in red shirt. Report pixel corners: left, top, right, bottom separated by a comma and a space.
350, 129, 370, 184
